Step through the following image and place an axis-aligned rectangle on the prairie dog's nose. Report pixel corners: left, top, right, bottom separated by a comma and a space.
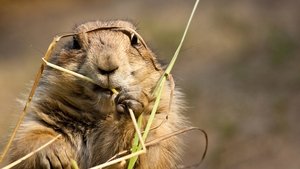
97, 54, 119, 75
97, 65, 119, 75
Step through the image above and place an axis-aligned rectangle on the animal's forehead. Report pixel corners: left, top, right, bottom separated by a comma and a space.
75, 20, 136, 33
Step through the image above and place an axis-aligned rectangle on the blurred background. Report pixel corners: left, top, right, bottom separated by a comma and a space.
0, 0, 299, 168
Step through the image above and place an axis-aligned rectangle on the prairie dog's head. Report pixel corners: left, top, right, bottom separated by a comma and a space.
74, 20, 161, 89
40, 20, 163, 115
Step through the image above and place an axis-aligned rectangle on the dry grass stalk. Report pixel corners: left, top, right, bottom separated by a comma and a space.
1, 134, 62, 169
0, 35, 64, 164
94, 127, 208, 169
88, 108, 146, 169
42, 58, 97, 85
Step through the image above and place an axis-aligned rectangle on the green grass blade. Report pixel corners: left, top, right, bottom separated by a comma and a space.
127, 114, 143, 169
127, 80, 166, 169
165, 0, 199, 74
127, 0, 200, 168
153, 0, 199, 95
71, 159, 80, 169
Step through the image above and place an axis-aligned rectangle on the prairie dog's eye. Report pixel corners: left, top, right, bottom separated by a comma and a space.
130, 33, 141, 47
72, 36, 81, 49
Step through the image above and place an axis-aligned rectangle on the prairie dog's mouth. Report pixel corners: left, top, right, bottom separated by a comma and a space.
91, 84, 118, 114
92, 84, 121, 96
93, 85, 113, 95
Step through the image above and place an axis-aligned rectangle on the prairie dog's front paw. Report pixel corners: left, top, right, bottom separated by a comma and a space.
115, 90, 149, 117
36, 138, 75, 169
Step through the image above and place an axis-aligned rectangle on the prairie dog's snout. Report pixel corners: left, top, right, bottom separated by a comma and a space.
77, 30, 130, 89
89, 31, 124, 74
96, 52, 119, 76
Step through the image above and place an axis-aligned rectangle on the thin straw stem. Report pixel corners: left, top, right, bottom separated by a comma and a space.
0, 36, 61, 163
42, 58, 97, 85
127, 79, 166, 168
88, 108, 146, 169
1, 134, 62, 169
128, 109, 146, 153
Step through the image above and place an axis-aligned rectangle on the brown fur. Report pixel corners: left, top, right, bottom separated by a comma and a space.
9, 20, 187, 169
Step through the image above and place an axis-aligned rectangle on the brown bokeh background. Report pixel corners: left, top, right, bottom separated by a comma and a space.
0, 0, 299, 168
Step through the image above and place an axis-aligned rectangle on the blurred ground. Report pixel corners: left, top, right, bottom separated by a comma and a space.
0, 0, 299, 168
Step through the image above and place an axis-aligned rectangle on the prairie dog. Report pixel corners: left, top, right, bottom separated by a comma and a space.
9, 20, 187, 169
